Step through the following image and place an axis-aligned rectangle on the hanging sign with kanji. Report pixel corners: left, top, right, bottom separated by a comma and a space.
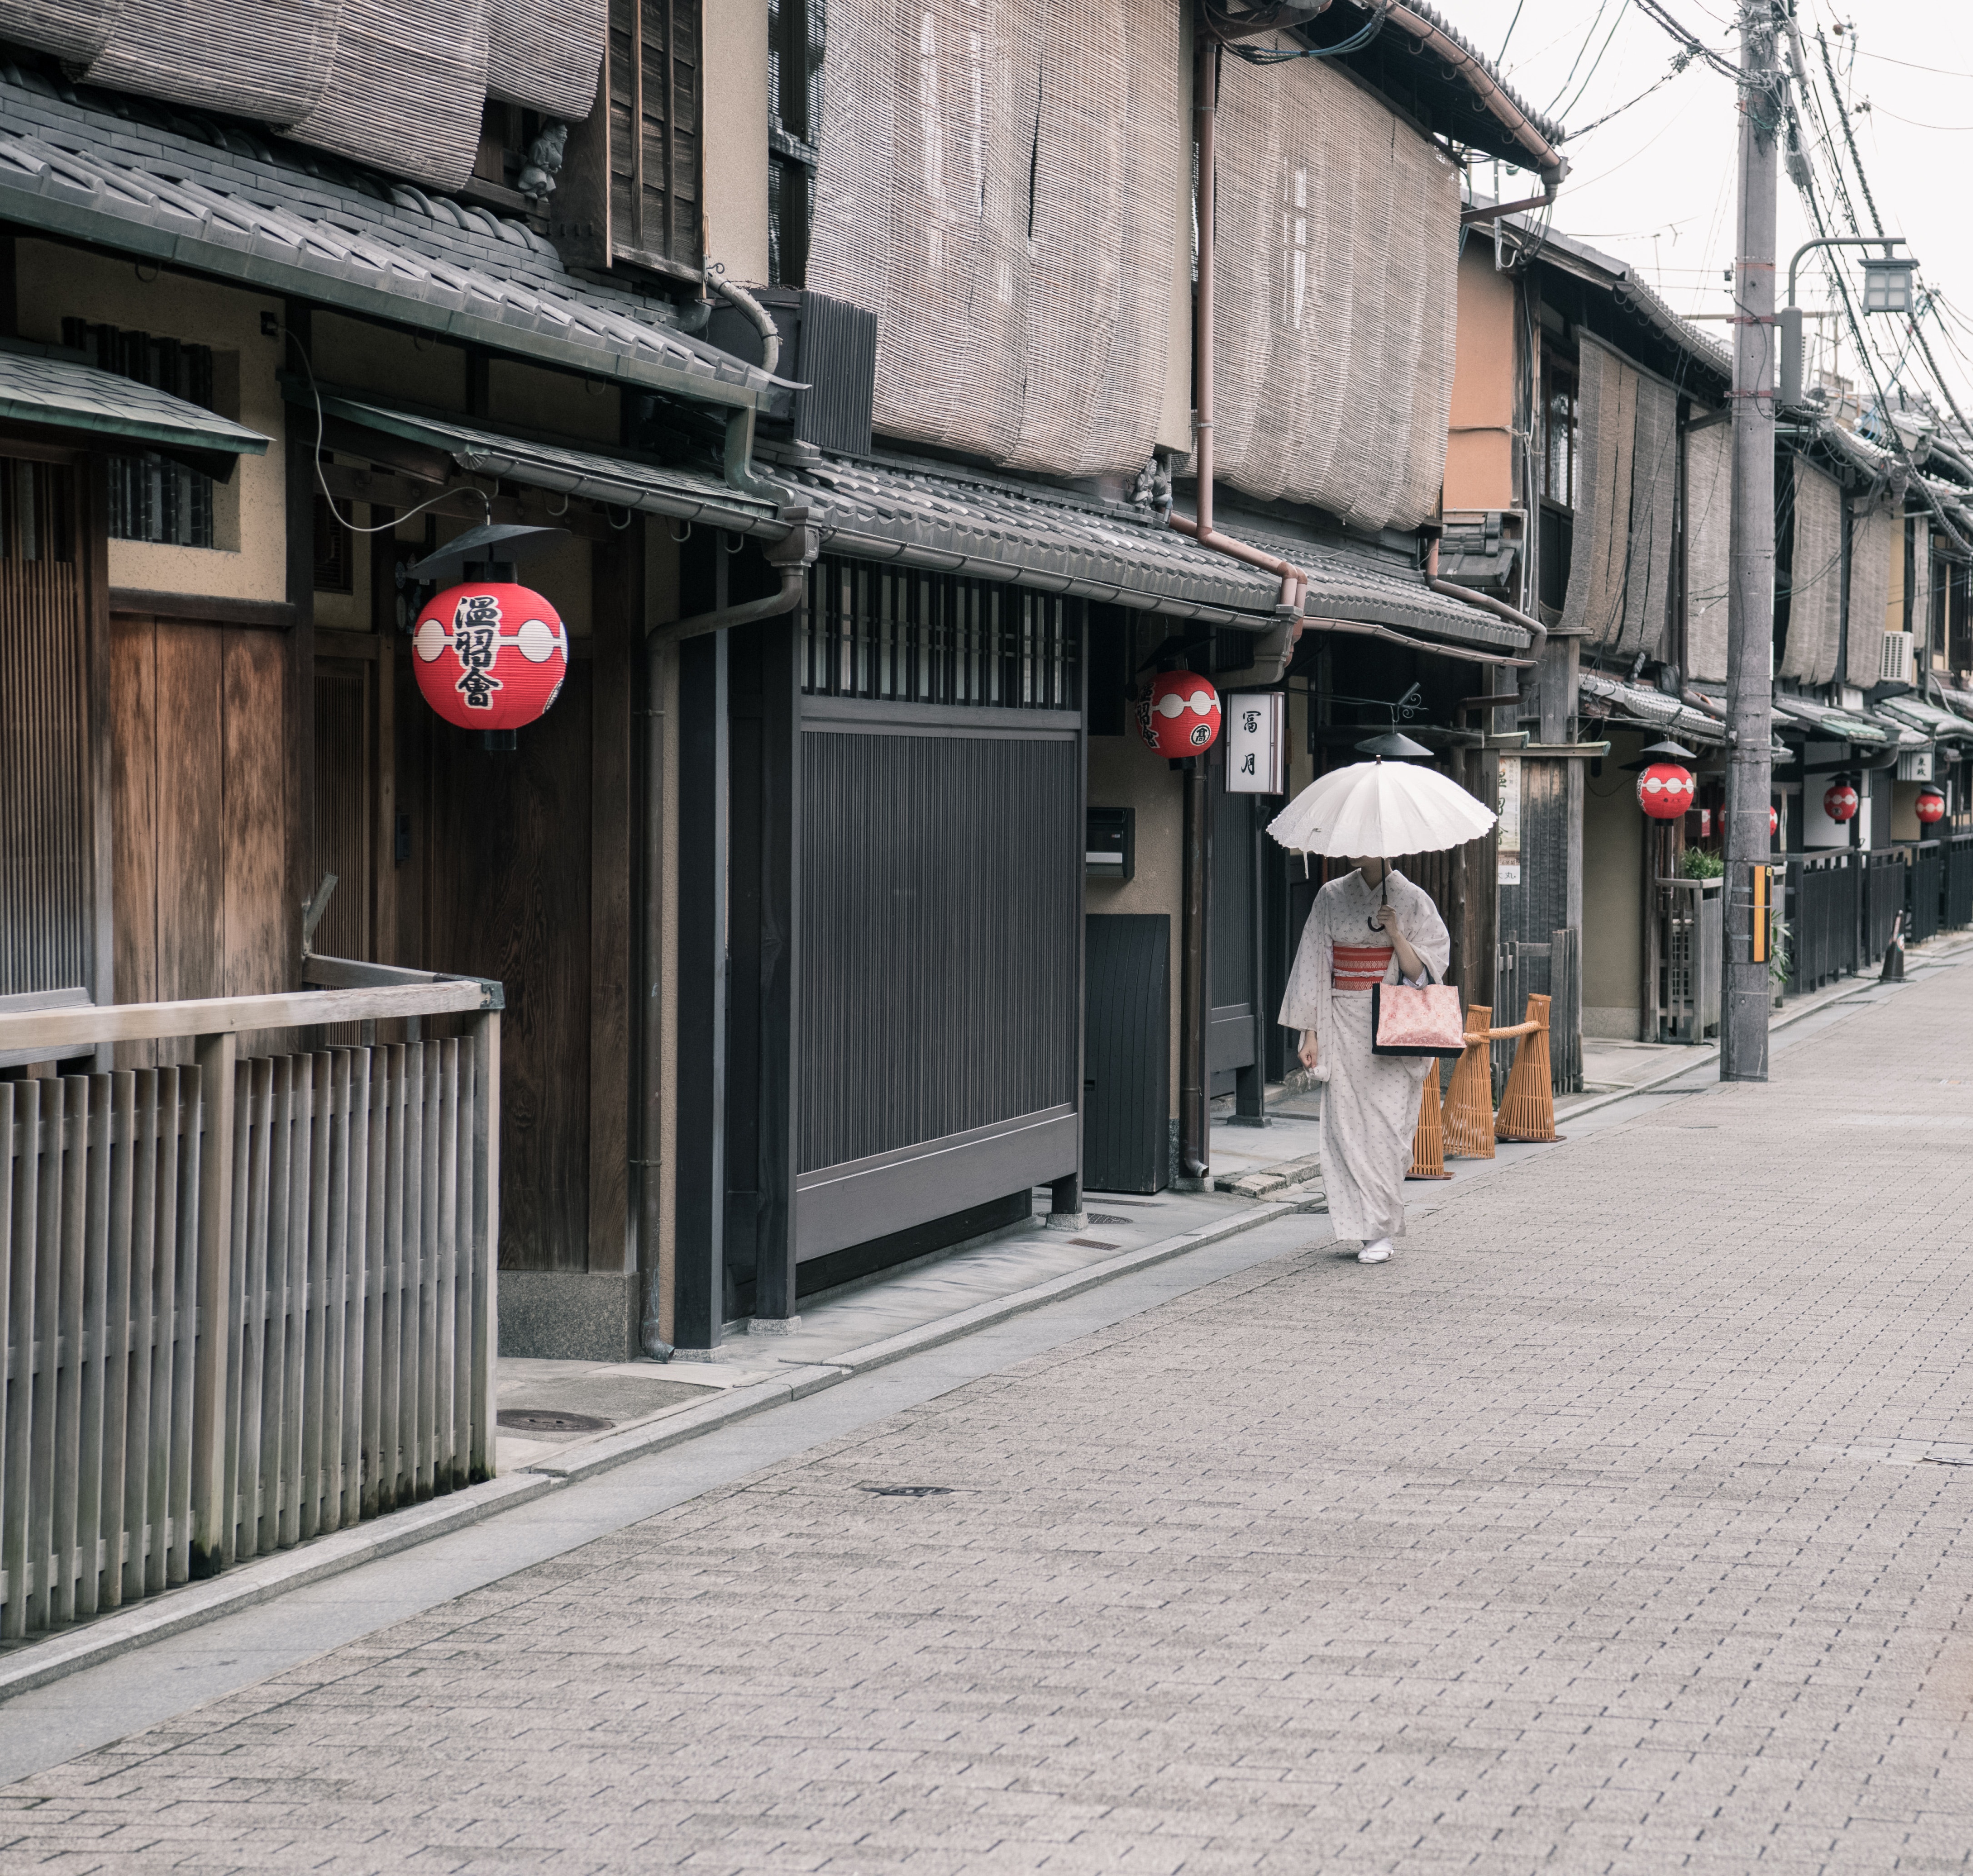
413, 583, 569, 731
1224, 691, 1286, 794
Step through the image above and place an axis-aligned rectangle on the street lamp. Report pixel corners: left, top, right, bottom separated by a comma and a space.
1778, 237, 1916, 407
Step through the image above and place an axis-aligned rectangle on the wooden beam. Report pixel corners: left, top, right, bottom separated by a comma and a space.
108, 590, 298, 630
0, 979, 492, 1051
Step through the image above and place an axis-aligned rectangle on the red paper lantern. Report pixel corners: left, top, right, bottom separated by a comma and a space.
1137, 671, 1222, 757
1769, 805, 1779, 838
413, 583, 569, 731
1823, 781, 1858, 823
1637, 761, 1695, 820
1916, 786, 1947, 825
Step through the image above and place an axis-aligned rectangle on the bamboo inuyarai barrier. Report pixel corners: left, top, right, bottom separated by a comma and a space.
1406, 1060, 1453, 1179
0, 967, 499, 1641
1442, 1005, 1498, 1161
1494, 993, 1560, 1143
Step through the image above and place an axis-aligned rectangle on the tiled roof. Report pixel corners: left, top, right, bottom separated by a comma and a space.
0, 339, 269, 455
1578, 670, 1725, 745
1770, 694, 1896, 744
1875, 695, 1973, 743
0, 64, 785, 416
783, 451, 1530, 646
313, 391, 784, 535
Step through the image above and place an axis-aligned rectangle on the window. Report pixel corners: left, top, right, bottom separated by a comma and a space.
1540, 358, 1578, 509
61, 320, 215, 548
802, 559, 1081, 710
473, 99, 555, 203
312, 491, 352, 594
0, 455, 74, 563
767, 0, 821, 286
1537, 355, 1578, 624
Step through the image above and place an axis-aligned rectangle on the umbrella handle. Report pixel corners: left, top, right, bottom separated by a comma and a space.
1367, 858, 1389, 933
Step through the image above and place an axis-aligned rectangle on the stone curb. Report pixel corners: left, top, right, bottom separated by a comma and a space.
0, 1472, 554, 1702
0, 1198, 1309, 1701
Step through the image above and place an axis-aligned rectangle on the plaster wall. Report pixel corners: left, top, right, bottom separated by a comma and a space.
18, 243, 285, 600
313, 314, 467, 411
490, 358, 621, 446
1086, 735, 1184, 1121
702, 0, 771, 283
1444, 244, 1517, 513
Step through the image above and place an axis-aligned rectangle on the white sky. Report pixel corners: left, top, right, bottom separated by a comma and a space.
1449, 0, 1973, 420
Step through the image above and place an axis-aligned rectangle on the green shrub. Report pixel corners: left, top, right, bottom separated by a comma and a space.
1679, 847, 1725, 879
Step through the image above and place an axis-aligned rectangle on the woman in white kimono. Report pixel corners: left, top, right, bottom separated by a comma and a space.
1279, 858, 1451, 1263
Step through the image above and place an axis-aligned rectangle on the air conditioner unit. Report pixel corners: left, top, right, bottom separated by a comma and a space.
1880, 631, 1916, 685
1898, 748, 1935, 782
706, 287, 878, 458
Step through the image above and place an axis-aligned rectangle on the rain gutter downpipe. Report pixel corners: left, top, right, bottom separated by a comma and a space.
1175, 36, 1310, 1183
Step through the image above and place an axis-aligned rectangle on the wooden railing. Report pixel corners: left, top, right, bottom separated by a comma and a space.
0, 962, 500, 1642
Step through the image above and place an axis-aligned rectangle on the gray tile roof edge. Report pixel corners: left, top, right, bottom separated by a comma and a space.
0, 77, 787, 418
0, 348, 271, 452
315, 391, 784, 533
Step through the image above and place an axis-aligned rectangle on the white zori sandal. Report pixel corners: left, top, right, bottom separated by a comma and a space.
1357, 1239, 1393, 1264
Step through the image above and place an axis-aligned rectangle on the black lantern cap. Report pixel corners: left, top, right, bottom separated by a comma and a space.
1622, 736, 1701, 773
1355, 730, 1433, 760
407, 524, 572, 584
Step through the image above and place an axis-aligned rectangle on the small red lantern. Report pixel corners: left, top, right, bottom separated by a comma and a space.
413, 583, 569, 731
1137, 671, 1222, 757
1637, 761, 1695, 820
1823, 780, 1858, 823
1916, 786, 1947, 826
1769, 804, 1779, 838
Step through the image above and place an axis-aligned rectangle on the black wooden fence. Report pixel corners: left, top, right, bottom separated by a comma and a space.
1948, 833, 1973, 930
1788, 853, 1858, 992
1863, 850, 1906, 961
1907, 840, 1944, 946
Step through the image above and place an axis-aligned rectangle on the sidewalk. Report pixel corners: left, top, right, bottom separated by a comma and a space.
9, 919, 1971, 1867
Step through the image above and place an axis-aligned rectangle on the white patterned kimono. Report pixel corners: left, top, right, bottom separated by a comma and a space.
1279, 868, 1452, 1243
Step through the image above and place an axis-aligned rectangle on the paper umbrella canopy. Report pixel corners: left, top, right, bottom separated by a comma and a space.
1265, 758, 1498, 859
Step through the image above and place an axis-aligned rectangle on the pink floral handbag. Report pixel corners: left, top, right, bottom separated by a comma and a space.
1370, 968, 1467, 1061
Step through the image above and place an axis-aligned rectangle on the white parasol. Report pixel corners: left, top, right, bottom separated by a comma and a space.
1266, 733, 1497, 860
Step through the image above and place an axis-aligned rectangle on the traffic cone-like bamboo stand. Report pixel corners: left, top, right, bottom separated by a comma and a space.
1441, 996, 1562, 1158
1494, 993, 1559, 1142
1442, 1005, 1498, 1159
1406, 1060, 1453, 1179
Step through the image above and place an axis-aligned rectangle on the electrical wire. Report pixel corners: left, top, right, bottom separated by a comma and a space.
1221, 2, 1388, 65
1558, 56, 1693, 141
288, 332, 491, 539
1543, 0, 1623, 116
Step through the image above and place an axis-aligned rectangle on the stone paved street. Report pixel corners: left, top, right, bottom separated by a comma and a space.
5, 963, 1973, 1873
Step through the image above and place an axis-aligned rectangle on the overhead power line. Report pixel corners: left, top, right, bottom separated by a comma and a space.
1631, 0, 1738, 81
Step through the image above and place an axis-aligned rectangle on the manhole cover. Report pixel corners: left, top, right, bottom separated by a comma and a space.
498, 1409, 613, 1434
1088, 1213, 1133, 1226
859, 1484, 953, 1498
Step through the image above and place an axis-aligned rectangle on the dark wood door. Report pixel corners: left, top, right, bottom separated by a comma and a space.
1209, 770, 1258, 1098
111, 615, 291, 1063
0, 448, 107, 1010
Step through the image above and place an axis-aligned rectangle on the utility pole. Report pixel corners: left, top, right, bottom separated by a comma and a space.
1722, 0, 1781, 1083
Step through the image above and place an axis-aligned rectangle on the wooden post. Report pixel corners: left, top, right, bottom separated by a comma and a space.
750, 613, 803, 1322
674, 625, 728, 1349
189, 1029, 236, 1577
470, 1008, 500, 1481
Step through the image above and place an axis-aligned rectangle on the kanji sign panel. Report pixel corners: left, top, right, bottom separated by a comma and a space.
1224, 690, 1285, 794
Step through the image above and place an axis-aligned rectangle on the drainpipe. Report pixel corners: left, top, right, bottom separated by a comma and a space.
638, 514, 815, 1359
1174, 39, 1308, 624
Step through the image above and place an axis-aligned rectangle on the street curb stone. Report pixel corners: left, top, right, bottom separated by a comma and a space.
0, 1472, 554, 1702
0, 1200, 1301, 1701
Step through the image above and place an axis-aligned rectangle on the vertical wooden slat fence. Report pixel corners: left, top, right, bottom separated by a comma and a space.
0, 966, 499, 1642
